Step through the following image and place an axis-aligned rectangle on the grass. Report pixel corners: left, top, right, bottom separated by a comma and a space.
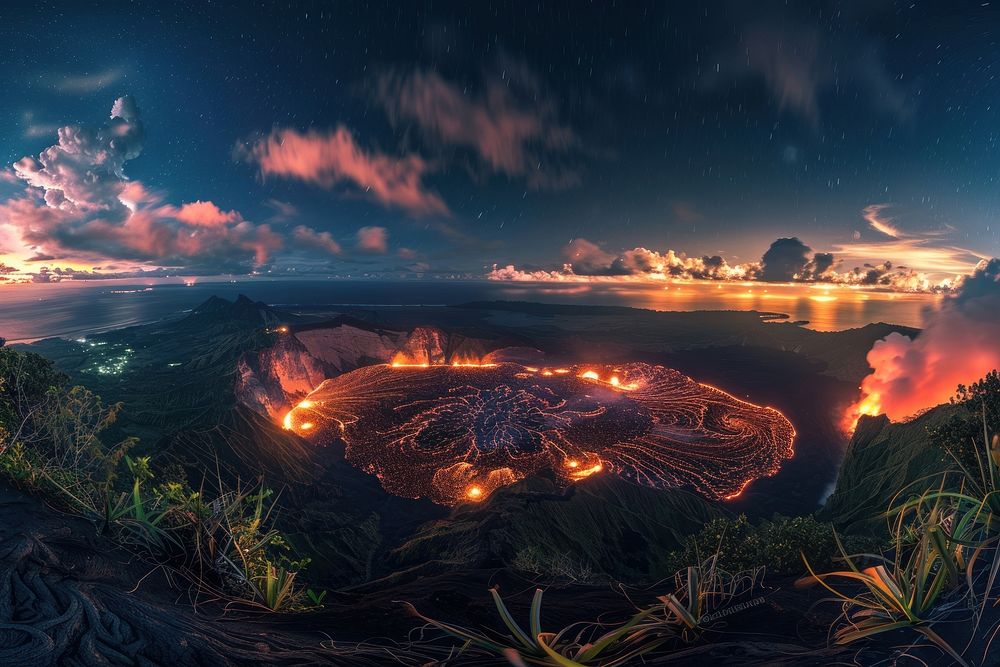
799, 399, 1000, 665
407, 587, 670, 666
798, 496, 972, 665
0, 348, 313, 612
657, 555, 762, 642
407, 555, 763, 665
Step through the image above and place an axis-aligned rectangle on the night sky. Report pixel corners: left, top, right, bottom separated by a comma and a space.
0, 1, 997, 287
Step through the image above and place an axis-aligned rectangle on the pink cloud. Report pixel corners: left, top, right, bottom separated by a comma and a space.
176, 200, 243, 227
293, 225, 342, 255
12, 96, 143, 215
375, 68, 580, 189
1, 196, 283, 268
357, 225, 388, 254
0, 97, 327, 276
239, 126, 449, 217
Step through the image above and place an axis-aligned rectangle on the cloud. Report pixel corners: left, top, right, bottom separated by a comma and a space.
292, 225, 341, 255
13, 95, 143, 215
850, 258, 1000, 423
1, 97, 292, 274
710, 18, 910, 127
263, 198, 298, 222
357, 226, 388, 254
52, 68, 124, 93
760, 237, 812, 282
237, 126, 449, 217
671, 201, 703, 224
374, 67, 581, 190
742, 24, 824, 125
491, 238, 753, 283
176, 200, 243, 227
862, 204, 904, 239
811, 252, 835, 276
488, 232, 969, 292
26, 265, 176, 283
833, 204, 985, 280
563, 238, 628, 276
21, 111, 61, 139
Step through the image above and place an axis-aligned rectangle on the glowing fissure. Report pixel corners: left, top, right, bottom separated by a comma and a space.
283, 361, 795, 506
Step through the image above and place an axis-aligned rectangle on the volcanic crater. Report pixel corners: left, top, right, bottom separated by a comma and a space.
284, 361, 796, 505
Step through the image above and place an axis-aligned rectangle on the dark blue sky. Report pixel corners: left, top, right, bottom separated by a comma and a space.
0, 1, 997, 285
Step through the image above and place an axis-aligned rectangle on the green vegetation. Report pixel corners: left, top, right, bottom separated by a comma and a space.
799, 496, 972, 665
409, 587, 668, 666
410, 556, 762, 666
667, 513, 878, 575
930, 370, 1000, 475
0, 347, 312, 612
801, 370, 1000, 665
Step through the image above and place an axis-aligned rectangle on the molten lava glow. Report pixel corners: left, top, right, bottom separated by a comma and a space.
292, 362, 795, 506
282, 399, 319, 431
722, 479, 753, 500
390, 350, 497, 368
843, 391, 883, 432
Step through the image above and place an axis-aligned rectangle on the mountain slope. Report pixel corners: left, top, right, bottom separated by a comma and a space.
819, 406, 957, 534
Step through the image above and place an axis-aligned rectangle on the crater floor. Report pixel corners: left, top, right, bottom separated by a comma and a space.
285, 362, 796, 505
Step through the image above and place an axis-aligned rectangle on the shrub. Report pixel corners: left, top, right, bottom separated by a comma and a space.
929, 369, 1000, 472
668, 514, 878, 576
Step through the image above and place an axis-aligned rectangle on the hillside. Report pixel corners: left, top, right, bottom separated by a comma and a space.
819, 405, 958, 534
13, 296, 918, 589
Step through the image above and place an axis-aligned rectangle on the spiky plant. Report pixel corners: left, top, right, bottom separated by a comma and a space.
798, 497, 972, 666
408, 587, 671, 666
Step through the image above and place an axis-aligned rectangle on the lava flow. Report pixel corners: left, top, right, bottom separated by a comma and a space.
282, 362, 795, 506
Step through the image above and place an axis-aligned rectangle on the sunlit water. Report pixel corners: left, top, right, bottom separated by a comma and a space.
0, 278, 938, 342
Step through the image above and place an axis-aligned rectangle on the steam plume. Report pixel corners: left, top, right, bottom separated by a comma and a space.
847, 258, 1000, 427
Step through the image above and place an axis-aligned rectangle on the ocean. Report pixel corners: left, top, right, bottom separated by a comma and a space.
0, 278, 938, 342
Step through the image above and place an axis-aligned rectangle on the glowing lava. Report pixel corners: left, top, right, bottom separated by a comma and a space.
288, 362, 795, 505
842, 390, 884, 433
